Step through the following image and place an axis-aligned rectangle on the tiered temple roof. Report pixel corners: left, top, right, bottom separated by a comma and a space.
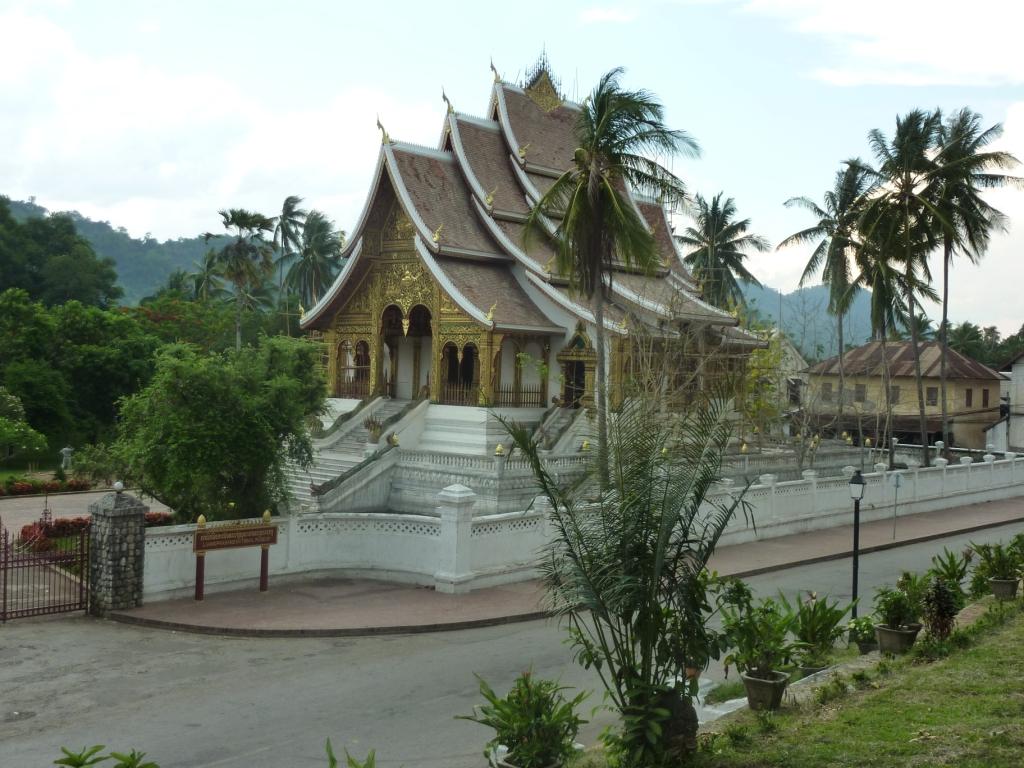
302, 63, 754, 345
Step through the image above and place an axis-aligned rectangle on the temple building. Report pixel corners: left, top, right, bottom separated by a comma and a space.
299, 60, 758, 413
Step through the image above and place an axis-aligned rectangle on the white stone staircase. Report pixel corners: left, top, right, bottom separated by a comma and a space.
286, 399, 410, 509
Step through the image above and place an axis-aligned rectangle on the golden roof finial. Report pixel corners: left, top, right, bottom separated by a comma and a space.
490, 57, 500, 82
432, 223, 444, 243
442, 88, 453, 114
518, 143, 530, 159
376, 114, 390, 144
486, 302, 497, 321
485, 186, 497, 207
298, 303, 306, 320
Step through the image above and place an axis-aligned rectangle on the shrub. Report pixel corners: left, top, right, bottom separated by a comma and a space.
928, 547, 971, 610
144, 512, 175, 527
971, 541, 1021, 581
847, 616, 878, 645
459, 672, 587, 768
781, 591, 851, 666
874, 587, 916, 629
921, 577, 959, 640
722, 596, 802, 679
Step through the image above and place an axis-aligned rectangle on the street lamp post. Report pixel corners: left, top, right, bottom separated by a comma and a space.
849, 470, 867, 618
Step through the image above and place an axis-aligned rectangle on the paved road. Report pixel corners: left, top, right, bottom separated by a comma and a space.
2, 520, 1022, 768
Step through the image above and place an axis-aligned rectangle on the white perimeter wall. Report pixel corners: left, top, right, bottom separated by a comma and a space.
144, 454, 1024, 601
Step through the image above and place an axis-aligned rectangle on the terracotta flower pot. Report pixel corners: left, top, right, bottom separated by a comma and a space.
989, 578, 1019, 601
741, 670, 788, 711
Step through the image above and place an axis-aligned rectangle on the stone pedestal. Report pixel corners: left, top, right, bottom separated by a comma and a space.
88, 491, 148, 615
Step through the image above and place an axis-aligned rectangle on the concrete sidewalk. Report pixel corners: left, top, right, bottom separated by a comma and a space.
108, 497, 1024, 637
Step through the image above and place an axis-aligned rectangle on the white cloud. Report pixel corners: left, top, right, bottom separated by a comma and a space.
579, 6, 638, 24
0, 9, 440, 240
741, 0, 1024, 86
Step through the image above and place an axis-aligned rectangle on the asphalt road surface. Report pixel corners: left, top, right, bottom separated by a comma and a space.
2, 520, 1022, 768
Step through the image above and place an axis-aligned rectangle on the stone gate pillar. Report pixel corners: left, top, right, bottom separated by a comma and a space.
88, 490, 148, 615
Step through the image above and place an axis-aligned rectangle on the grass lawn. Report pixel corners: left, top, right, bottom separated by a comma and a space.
576, 602, 1024, 768
694, 605, 1024, 768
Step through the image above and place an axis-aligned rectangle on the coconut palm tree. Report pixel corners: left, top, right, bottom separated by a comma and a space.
778, 163, 871, 418
933, 109, 1022, 448
525, 67, 698, 482
286, 210, 345, 309
676, 192, 768, 310
190, 248, 227, 303
856, 110, 947, 465
273, 195, 307, 334
209, 208, 275, 351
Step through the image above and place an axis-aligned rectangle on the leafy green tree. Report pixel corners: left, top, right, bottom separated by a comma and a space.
506, 393, 747, 766
779, 163, 871, 417
677, 192, 767, 309
273, 195, 307, 334
858, 110, 945, 464
190, 248, 228, 302
208, 209, 275, 351
525, 68, 697, 482
0, 386, 47, 463
116, 337, 325, 521
934, 109, 1022, 446
286, 210, 345, 309
0, 198, 122, 308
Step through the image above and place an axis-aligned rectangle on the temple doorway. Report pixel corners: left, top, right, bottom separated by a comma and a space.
563, 360, 585, 408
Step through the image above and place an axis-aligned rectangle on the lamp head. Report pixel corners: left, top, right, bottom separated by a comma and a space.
849, 469, 866, 501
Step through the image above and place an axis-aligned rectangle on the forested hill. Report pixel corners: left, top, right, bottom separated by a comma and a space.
8, 197, 219, 305
741, 282, 875, 361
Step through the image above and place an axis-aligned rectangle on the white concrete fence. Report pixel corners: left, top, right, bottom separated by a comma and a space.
142, 453, 1024, 601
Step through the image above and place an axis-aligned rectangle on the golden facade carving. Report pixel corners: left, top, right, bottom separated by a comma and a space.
525, 70, 562, 112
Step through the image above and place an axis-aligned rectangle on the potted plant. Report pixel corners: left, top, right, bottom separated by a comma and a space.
458, 672, 587, 768
847, 616, 878, 654
363, 416, 383, 443
722, 597, 802, 711
781, 591, 850, 676
971, 541, 1021, 600
921, 577, 959, 640
873, 587, 920, 654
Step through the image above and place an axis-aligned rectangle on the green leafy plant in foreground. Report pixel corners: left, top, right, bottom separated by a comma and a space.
921, 577, 959, 640
781, 591, 851, 666
971, 540, 1021, 582
847, 616, 877, 645
722, 596, 802, 680
54, 746, 108, 767
928, 547, 971, 609
458, 672, 587, 768
325, 739, 375, 768
874, 586, 917, 629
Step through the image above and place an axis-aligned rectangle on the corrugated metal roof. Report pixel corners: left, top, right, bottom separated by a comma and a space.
807, 340, 1005, 380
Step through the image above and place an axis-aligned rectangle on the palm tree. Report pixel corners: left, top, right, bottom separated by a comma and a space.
857, 110, 946, 465
286, 210, 345, 308
273, 195, 307, 334
779, 163, 871, 419
525, 67, 698, 482
934, 109, 1021, 448
190, 248, 227, 303
676, 192, 768, 310
210, 208, 275, 351
947, 321, 985, 359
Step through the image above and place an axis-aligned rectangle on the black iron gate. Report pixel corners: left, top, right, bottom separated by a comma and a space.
0, 511, 89, 622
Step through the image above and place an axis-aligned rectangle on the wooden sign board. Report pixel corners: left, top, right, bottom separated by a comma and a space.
193, 523, 277, 553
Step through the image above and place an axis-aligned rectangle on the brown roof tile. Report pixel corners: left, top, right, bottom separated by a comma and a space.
636, 201, 696, 285
435, 257, 559, 331
390, 145, 504, 257
454, 118, 529, 216
807, 340, 1005, 380
501, 86, 579, 171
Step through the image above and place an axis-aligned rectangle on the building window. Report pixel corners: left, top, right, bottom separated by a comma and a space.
965, 388, 973, 407
926, 386, 938, 406
889, 385, 901, 404
854, 383, 866, 403
983, 388, 990, 407
821, 382, 833, 402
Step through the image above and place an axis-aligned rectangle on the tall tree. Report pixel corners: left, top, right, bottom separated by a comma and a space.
209, 209, 275, 351
676, 192, 767, 310
286, 210, 345, 309
525, 67, 697, 482
933, 109, 1022, 449
858, 110, 945, 465
191, 248, 228, 302
273, 195, 307, 334
779, 163, 871, 420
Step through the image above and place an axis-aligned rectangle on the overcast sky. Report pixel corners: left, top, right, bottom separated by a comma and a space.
2, 0, 1022, 333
